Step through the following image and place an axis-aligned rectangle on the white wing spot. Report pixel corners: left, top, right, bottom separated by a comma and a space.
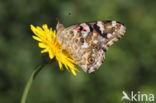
82, 32, 88, 38
81, 43, 89, 48
119, 25, 124, 34
80, 23, 90, 32
93, 40, 98, 44
107, 33, 112, 38
112, 21, 116, 27
97, 21, 105, 34
107, 41, 113, 46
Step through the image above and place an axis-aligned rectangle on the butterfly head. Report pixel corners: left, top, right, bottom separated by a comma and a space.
56, 21, 65, 32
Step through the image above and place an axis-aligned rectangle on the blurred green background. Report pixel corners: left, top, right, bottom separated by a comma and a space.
0, 0, 156, 103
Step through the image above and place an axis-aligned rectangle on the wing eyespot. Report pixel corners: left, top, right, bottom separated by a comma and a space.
92, 44, 100, 50
88, 56, 95, 64
69, 31, 73, 34
74, 39, 78, 43
80, 37, 85, 43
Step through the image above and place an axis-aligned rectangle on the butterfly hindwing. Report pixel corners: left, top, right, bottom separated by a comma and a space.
56, 20, 126, 73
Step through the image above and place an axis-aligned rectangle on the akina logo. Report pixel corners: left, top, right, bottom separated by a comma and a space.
122, 91, 154, 102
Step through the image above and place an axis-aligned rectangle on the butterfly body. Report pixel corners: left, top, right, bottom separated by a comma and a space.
56, 20, 126, 73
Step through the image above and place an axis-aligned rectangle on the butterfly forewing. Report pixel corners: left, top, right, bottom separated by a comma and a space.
56, 20, 126, 73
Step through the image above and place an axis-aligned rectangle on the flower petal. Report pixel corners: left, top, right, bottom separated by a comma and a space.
58, 61, 63, 70
31, 24, 79, 76
41, 49, 48, 53
32, 36, 42, 41
49, 51, 54, 59
38, 43, 47, 48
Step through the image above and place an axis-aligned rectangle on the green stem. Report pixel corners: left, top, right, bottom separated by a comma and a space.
21, 63, 46, 103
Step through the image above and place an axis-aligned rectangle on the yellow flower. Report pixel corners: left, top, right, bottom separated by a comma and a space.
31, 24, 79, 76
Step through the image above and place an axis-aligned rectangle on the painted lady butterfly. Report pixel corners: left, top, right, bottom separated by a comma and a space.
56, 20, 126, 73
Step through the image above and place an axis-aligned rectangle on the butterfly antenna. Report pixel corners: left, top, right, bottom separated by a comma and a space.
56, 17, 59, 24
56, 17, 60, 30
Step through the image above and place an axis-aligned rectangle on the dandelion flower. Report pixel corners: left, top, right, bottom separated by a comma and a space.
31, 24, 79, 76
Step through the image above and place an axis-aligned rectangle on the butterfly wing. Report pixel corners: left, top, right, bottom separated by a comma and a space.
57, 21, 126, 73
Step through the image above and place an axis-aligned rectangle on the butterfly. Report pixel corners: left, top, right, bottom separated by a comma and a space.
56, 20, 126, 73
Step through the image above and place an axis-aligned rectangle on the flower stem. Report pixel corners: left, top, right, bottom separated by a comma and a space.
20, 63, 47, 103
